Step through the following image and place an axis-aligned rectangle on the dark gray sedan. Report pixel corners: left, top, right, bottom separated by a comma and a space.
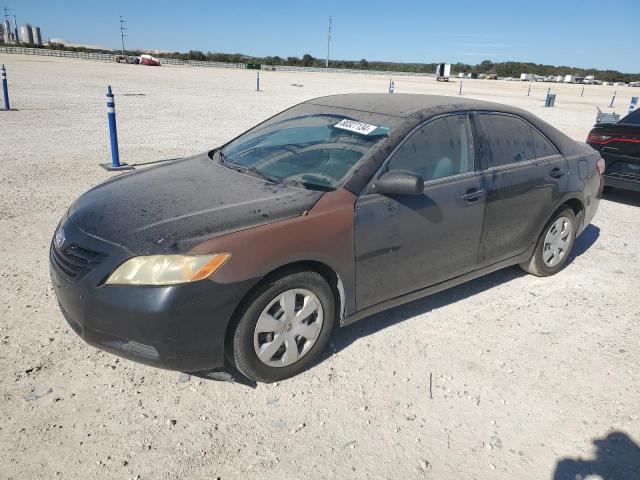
50, 94, 603, 382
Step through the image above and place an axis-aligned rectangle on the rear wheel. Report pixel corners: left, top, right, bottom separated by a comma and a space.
231, 270, 334, 383
520, 208, 576, 277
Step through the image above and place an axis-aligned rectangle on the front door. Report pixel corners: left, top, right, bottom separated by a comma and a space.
354, 113, 486, 310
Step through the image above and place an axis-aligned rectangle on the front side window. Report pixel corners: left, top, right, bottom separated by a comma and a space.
221, 114, 391, 190
387, 114, 474, 181
477, 114, 536, 167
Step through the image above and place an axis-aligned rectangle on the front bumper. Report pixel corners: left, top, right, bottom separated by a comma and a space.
49, 217, 258, 372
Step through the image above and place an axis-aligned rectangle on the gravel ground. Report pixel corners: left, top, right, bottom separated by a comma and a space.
1, 54, 639, 480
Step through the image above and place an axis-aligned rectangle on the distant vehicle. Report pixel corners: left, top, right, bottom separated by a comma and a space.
629, 82, 640, 88
520, 73, 534, 81
50, 94, 603, 382
587, 108, 640, 192
486, 73, 498, 80
436, 63, 451, 82
140, 54, 161, 66
564, 75, 584, 84
115, 55, 139, 65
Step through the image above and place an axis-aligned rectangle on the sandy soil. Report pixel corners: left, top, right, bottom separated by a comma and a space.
1, 54, 639, 480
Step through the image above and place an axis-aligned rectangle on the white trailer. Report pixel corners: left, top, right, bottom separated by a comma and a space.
564, 75, 576, 83
520, 73, 534, 81
436, 63, 451, 82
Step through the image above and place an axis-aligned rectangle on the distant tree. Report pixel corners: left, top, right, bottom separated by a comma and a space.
359, 58, 369, 69
301, 53, 315, 67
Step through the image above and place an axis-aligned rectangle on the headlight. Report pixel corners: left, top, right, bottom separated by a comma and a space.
105, 253, 230, 286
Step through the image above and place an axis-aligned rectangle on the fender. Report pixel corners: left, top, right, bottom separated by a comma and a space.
189, 189, 358, 315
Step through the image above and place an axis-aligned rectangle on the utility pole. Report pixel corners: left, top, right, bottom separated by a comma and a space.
326, 16, 332, 68
2, 7, 8, 43
119, 16, 127, 55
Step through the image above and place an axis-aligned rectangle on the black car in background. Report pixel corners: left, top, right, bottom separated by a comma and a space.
587, 108, 640, 192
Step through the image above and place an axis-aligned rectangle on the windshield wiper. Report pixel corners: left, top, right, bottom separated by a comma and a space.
282, 178, 335, 192
224, 160, 282, 184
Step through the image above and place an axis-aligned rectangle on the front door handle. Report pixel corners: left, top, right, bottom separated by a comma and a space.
550, 167, 566, 178
461, 188, 485, 202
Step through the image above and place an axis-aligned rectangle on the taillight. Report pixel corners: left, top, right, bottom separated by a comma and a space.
587, 134, 613, 144
596, 157, 605, 176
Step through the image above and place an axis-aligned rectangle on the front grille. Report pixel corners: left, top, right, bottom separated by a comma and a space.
50, 243, 107, 282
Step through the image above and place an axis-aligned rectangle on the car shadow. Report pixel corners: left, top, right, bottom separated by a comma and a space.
603, 188, 640, 207
553, 431, 640, 480
570, 224, 600, 259
318, 223, 600, 364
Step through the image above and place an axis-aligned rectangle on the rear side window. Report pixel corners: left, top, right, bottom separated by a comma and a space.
477, 114, 535, 167
387, 114, 474, 181
530, 128, 558, 158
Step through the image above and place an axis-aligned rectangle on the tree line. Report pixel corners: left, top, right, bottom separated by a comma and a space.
29, 43, 640, 83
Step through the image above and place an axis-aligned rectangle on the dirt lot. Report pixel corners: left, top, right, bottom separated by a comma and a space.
1, 54, 639, 480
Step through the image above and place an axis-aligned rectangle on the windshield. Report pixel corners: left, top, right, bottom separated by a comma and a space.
220, 114, 390, 190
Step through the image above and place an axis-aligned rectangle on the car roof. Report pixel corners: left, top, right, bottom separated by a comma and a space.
306, 93, 512, 119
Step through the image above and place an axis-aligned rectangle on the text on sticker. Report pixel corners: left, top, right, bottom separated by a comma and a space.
334, 119, 379, 135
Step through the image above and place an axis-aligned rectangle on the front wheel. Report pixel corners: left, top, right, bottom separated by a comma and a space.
231, 270, 335, 383
520, 208, 576, 277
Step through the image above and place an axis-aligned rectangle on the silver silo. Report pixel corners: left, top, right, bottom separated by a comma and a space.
31, 25, 42, 45
20, 24, 34, 44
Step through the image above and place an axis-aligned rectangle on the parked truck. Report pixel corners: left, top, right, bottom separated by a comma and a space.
436, 63, 451, 82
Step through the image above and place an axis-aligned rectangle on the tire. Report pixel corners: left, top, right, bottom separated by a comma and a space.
520, 208, 576, 277
231, 270, 335, 383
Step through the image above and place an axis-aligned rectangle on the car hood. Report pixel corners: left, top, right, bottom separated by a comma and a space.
68, 153, 324, 254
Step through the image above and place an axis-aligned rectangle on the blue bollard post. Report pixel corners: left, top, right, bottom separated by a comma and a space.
100, 85, 132, 171
256, 71, 260, 91
527, 84, 531, 96
609, 91, 616, 108
580, 85, 584, 97
459, 81, 463, 95
1, 64, 9, 111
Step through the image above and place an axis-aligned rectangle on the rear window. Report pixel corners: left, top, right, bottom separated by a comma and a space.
619, 109, 640, 126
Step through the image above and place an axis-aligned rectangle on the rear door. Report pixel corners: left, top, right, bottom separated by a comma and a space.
475, 113, 568, 266
354, 113, 486, 309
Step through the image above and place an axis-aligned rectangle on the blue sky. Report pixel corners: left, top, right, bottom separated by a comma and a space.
4, 0, 639, 72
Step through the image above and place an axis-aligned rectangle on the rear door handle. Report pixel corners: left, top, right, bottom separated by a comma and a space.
461, 188, 485, 202
550, 167, 566, 178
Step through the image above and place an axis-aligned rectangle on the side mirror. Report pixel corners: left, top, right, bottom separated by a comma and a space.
371, 170, 424, 196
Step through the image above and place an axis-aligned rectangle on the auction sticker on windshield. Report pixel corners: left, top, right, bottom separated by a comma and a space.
334, 119, 379, 135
